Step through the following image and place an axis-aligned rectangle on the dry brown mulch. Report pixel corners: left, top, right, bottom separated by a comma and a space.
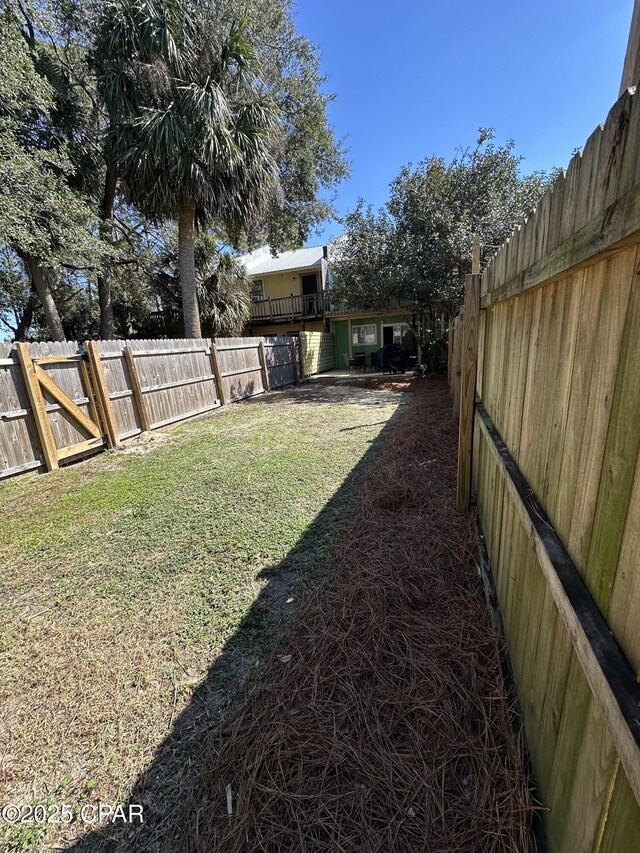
184, 376, 535, 852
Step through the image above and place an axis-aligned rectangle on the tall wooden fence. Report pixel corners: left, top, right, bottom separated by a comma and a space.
0, 335, 300, 480
449, 86, 640, 851
299, 331, 336, 377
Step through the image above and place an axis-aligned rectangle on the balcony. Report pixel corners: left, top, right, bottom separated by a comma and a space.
249, 290, 331, 325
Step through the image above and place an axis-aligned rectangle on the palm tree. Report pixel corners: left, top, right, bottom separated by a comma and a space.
95, 0, 279, 338
149, 232, 251, 337
196, 242, 252, 337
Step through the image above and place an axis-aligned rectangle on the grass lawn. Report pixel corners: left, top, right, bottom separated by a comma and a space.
0, 382, 406, 851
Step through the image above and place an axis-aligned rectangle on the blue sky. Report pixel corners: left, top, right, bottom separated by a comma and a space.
293, 0, 635, 245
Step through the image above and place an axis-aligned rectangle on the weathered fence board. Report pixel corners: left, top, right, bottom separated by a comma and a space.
214, 337, 265, 402
213, 336, 297, 402
125, 338, 219, 431
0, 343, 43, 478
260, 337, 298, 390
0, 334, 301, 481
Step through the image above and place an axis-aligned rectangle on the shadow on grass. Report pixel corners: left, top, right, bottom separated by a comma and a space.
63, 399, 407, 853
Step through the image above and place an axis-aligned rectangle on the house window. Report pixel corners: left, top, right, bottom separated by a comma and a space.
250, 279, 264, 302
352, 324, 377, 346
382, 323, 411, 346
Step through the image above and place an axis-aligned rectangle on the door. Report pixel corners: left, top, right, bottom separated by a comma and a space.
382, 323, 416, 354
301, 273, 318, 314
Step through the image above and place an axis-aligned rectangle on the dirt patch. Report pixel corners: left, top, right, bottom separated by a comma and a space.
116, 430, 180, 455
314, 375, 415, 393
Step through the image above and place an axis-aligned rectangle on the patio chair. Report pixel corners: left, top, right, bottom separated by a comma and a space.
352, 352, 366, 372
343, 352, 359, 373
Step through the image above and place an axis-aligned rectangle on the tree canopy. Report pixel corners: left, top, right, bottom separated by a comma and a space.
332, 130, 555, 364
95, 0, 281, 336
0, 6, 106, 339
0, 0, 348, 341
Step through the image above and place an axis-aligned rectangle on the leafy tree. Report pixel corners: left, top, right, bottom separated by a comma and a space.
95, 0, 278, 338
225, 0, 349, 249
0, 247, 33, 340
332, 130, 554, 364
0, 6, 103, 340
1, 0, 348, 341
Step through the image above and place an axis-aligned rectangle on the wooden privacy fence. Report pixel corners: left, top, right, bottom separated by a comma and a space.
449, 85, 640, 851
299, 331, 336, 377
0, 335, 300, 480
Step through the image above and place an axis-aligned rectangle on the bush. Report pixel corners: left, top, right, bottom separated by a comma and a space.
424, 335, 448, 373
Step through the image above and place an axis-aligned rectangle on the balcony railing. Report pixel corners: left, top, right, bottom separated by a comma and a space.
250, 290, 331, 324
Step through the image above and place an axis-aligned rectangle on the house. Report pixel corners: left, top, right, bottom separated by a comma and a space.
326, 308, 419, 370
241, 245, 331, 337
240, 242, 418, 371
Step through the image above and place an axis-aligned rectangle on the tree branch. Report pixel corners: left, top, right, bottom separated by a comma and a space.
60, 258, 137, 272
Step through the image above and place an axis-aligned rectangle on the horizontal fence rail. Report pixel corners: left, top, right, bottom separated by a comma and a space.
0, 335, 302, 480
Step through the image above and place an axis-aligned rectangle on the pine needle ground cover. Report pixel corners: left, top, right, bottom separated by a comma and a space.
0, 384, 405, 851
174, 376, 535, 852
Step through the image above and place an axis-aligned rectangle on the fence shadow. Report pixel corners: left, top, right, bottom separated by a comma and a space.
63, 401, 407, 853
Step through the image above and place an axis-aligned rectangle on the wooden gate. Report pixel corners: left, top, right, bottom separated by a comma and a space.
16, 343, 106, 471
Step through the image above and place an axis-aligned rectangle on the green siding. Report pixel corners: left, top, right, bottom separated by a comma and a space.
334, 320, 350, 368
333, 314, 415, 362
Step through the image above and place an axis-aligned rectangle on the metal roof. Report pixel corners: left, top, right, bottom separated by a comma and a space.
240, 245, 325, 277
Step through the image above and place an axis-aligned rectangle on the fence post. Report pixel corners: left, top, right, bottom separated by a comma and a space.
16, 342, 59, 472
447, 322, 454, 389
456, 274, 481, 512
78, 357, 101, 430
452, 312, 463, 418
299, 332, 306, 379
472, 233, 481, 275
291, 339, 299, 384
84, 340, 120, 448
123, 345, 150, 432
259, 340, 270, 392
210, 341, 227, 406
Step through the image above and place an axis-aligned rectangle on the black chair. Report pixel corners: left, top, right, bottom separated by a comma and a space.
343, 352, 364, 372
352, 352, 366, 371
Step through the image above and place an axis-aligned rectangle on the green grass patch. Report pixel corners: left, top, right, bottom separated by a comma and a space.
0, 384, 404, 850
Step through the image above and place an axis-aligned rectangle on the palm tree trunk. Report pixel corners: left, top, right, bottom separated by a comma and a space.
20, 252, 66, 342
97, 170, 118, 340
178, 198, 202, 338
